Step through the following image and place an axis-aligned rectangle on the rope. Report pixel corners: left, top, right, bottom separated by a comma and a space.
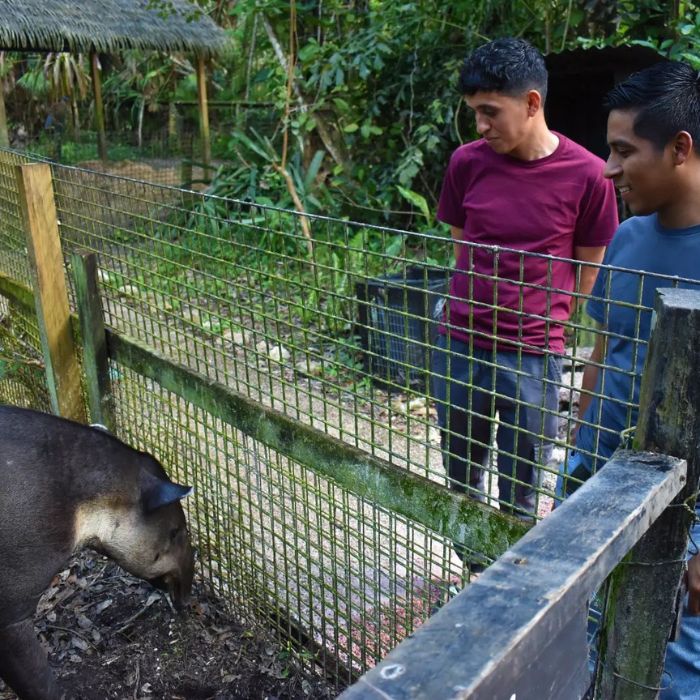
610, 669, 672, 693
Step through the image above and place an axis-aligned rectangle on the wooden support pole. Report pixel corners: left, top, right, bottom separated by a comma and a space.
180, 152, 193, 190
91, 52, 108, 162
167, 100, 178, 147
597, 288, 700, 698
16, 163, 85, 422
196, 54, 212, 179
71, 251, 115, 431
0, 85, 8, 148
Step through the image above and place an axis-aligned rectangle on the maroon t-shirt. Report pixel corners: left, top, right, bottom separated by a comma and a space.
437, 133, 618, 354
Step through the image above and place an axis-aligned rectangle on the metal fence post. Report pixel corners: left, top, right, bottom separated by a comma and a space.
597, 287, 700, 698
16, 162, 86, 423
71, 250, 115, 431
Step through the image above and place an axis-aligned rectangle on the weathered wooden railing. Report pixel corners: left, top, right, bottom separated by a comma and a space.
339, 287, 700, 700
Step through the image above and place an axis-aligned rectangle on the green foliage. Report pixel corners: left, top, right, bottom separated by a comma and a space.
571, 0, 700, 66
29, 133, 156, 164
11, 0, 700, 235
197, 0, 690, 230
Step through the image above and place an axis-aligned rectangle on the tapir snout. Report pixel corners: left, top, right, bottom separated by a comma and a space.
0, 405, 196, 700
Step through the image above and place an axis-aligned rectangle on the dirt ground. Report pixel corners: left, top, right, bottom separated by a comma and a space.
76, 158, 214, 190
0, 551, 337, 700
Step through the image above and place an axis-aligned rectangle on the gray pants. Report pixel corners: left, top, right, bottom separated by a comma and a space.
432, 334, 561, 518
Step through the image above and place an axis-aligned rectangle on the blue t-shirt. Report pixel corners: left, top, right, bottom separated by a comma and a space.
577, 214, 700, 472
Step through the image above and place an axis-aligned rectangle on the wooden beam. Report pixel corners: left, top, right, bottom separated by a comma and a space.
91, 52, 107, 162
167, 101, 177, 146
71, 251, 115, 430
597, 288, 700, 698
105, 329, 530, 560
196, 54, 211, 178
0, 272, 34, 310
15, 163, 85, 422
338, 451, 687, 700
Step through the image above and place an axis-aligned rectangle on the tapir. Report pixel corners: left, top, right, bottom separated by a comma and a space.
0, 405, 195, 700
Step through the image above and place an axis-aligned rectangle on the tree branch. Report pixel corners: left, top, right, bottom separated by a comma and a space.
261, 14, 349, 171
272, 163, 313, 255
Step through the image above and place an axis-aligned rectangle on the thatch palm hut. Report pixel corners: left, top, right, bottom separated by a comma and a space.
0, 0, 228, 166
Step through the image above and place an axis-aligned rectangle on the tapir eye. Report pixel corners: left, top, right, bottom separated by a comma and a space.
169, 527, 180, 541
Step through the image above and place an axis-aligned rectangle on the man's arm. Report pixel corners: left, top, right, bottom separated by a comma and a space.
575, 326, 607, 442
450, 226, 463, 262
688, 554, 700, 615
573, 245, 607, 310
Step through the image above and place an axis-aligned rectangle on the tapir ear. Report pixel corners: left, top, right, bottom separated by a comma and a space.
142, 480, 193, 513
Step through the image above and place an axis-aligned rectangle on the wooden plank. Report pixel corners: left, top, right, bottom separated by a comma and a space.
196, 55, 212, 178
0, 272, 34, 310
338, 451, 686, 700
71, 251, 115, 430
91, 52, 107, 162
106, 330, 530, 560
597, 288, 700, 698
15, 163, 85, 422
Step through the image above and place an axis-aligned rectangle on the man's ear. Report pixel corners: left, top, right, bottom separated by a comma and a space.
526, 89, 542, 117
672, 131, 693, 164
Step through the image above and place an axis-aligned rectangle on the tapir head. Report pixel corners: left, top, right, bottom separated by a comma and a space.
136, 473, 195, 609
76, 456, 195, 610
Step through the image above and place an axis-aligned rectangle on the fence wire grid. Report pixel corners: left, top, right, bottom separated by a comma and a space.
0, 148, 699, 688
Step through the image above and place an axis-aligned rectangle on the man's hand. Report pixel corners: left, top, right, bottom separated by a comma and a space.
687, 553, 700, 615
577, 329, 606, 426
450, 225, 464, 263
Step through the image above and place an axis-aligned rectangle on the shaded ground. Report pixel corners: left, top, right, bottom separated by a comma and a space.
0, 552, 336, 700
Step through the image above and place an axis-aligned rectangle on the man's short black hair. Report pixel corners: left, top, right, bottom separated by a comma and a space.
604, 60, 700, 153
459, 38, 548, 102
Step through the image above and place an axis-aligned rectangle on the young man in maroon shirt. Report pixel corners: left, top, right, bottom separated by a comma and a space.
432, 38, 618, 539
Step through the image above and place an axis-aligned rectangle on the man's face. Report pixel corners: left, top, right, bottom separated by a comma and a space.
604, 108, 677, 216
464, 91, 533, 156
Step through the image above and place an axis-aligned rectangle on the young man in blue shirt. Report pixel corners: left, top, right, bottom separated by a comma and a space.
557, 60, 700, 698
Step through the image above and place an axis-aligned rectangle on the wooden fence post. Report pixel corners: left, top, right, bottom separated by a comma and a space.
597, 288, 700, 698
91, 52, 108, 163
71, 251, 115, 431
196, 54, 212, 180
16, 163, 86, 423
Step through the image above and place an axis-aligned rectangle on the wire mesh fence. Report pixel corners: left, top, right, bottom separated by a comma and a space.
15, 101, 278, 188
1, 148, 699, 689
15, 126, 208, 188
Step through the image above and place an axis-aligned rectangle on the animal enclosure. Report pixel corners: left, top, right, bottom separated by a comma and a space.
0, 148, 698, 698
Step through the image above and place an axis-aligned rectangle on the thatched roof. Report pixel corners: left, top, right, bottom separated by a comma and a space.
0, 0, 228, 57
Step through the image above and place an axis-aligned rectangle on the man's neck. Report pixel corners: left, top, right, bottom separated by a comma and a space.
510, 126, 560, 161
657, 202, 700, 229
658, 172, 700, 228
